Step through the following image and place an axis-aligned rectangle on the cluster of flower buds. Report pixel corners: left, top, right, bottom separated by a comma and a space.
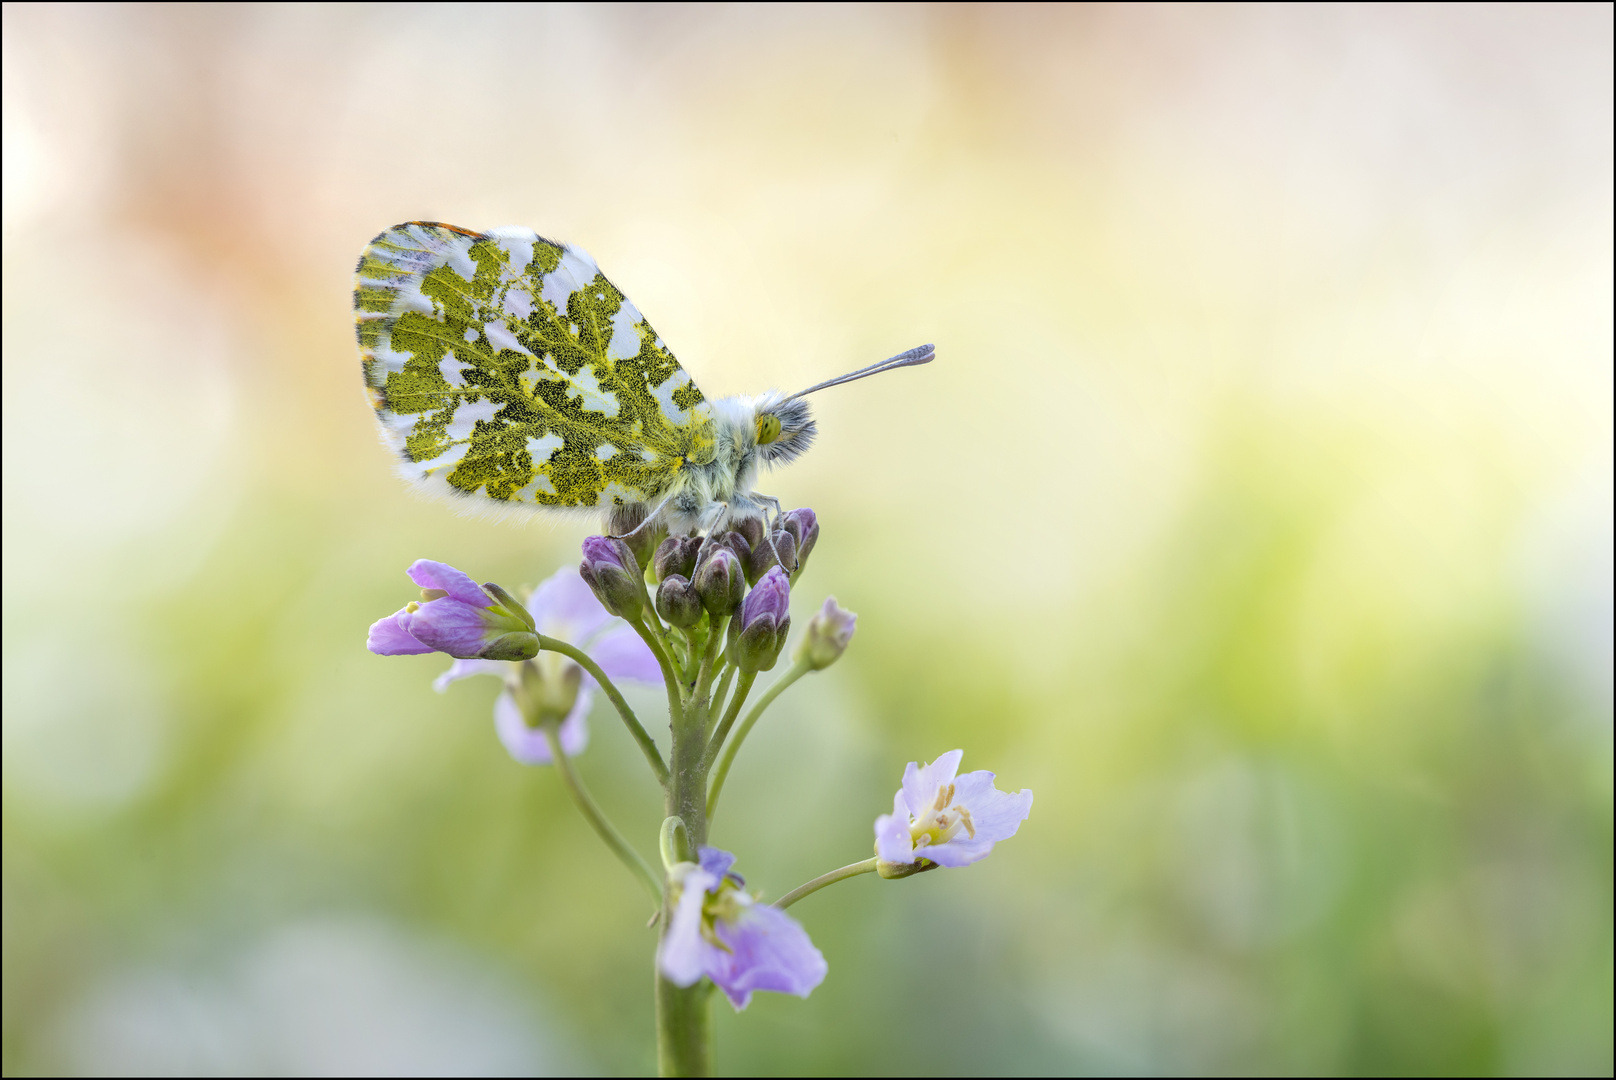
632, 511, 828, 674
691, 508, 819, 590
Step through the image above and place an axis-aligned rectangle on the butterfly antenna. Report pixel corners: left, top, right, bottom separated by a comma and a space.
788, 343, 935, 399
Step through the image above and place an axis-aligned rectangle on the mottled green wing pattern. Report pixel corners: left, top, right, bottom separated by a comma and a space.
354, 222, 714, 512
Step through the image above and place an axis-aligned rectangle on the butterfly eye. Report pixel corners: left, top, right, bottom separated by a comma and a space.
755, 413, 782, 445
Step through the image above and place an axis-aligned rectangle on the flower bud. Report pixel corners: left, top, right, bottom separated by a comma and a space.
779, 508, 819, 579
655, 574, 704, 629
715, 529, 751, 569
794, 596, 856, 670
731, 566, 791, 672
606, 503, 665, 572
513, 656, 583, 727
579, 535, 642, 618
480, 631, 541, 661
746, 529, 797, 581
653, 535, 702, 583
693, 545, 746, 617
734, 515, 766, 551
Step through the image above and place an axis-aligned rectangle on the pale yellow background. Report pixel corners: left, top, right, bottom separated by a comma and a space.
3, 4, 1610, 1075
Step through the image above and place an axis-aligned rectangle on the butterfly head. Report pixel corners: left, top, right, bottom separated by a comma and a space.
749, 392, 816, 468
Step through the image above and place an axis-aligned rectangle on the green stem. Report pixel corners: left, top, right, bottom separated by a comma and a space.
541, 722, 661, 906
629, 613, 685, 728
635, 562, 681, 657
694, 617, 728, 704
706, 658, 810, 820
773, 857, 879, 910
538, 634, 667, 785
680, 623, 703, 686
706, 664, 737, 738
657, 639, 712, 1075
703, 670, 757, 768
656, 975, 713, 1077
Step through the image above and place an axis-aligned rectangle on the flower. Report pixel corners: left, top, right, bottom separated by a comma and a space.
367, 560, 537, 660
657, 847, 827, 1010
435, 567, 660, 765
579, 535, 642, 618
795, 596, 856, 670
731, 565, 791, 672
874, 750, 1033, 871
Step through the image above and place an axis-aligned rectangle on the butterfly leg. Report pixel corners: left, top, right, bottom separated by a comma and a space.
753, 493, 782, 531
609, 496, 674, 541
695, 501, 729, 536
749, 493, 795, 573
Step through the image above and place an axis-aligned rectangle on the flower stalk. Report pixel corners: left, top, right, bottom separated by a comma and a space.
706, 656, 810, 820
541, 720, 663, 905
774, 857, 879, 911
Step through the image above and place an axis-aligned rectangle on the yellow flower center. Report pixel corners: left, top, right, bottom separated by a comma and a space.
909, 782, 975, 850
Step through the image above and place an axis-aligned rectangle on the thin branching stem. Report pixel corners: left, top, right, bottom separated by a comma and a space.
537, 634, 667, 785
706, 658, 810, 820
628, 614, 685, 729
542, 722, 662, 905
707, 664, 737, 737
773, 858, 878, 910
702, 670, 756, 770
694, 616, 728, 705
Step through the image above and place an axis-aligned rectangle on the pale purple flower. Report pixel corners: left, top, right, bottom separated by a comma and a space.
658, 847, 827, 1010
875, 750, 1033, 869
436, 567, 659, 765
367, 560, 536, 660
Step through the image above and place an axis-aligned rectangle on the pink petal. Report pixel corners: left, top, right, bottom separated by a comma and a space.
367, 611, 434, 655
406, 559, 490, 607
587, 625, 662, 685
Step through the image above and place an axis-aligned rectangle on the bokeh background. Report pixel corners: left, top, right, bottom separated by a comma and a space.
3, 3, 1611, 1075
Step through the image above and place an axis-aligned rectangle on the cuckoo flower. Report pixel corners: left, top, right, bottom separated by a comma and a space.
368, 560, 537, 661
434, 567, 660, 765
875, 750, 1033, 870
658, 847, 827, 1010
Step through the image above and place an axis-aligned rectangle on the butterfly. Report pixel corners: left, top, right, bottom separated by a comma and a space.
353, 221, 932, 537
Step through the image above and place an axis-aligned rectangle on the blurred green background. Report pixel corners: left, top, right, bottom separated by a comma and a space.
3, 4, 1610, 1075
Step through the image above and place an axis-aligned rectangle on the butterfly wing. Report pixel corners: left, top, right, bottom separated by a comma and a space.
354, 222, 714, 514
